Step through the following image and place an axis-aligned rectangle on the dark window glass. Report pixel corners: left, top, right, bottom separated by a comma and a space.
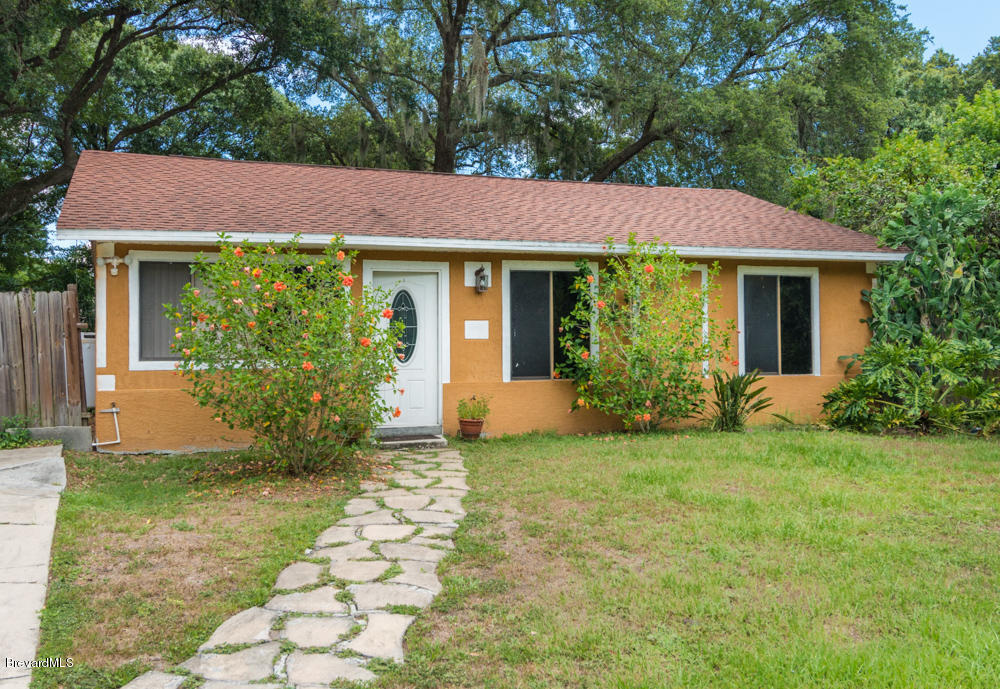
139, 262, 191, 360
390, 290, 417, 363
779, 276, 812, 374
744, 275, 779, 374
510, 271, 551, 378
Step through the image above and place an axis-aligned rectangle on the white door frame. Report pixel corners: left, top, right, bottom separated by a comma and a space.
362, 260, 451, 427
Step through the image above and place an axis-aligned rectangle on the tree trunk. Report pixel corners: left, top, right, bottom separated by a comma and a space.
431, 2, 467, 173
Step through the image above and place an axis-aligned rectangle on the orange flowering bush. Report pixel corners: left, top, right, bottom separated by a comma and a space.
168, 234, 401, 474
557, 235, 734, 431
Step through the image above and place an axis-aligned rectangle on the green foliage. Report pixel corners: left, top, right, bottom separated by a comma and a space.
456, 396, 490, 421
0, 245, 96, 326
557, 236, 733, 432
707, 370, 775, 432
866, 185, 1000, 346
790, 84, 1000, 245
823, 335, 1000, 435
0, 414, 35, 449
170, 236, 402, 474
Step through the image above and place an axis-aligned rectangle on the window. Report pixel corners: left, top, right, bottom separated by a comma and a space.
740, 269, 818, 375
138, 261, 193, 361
508, 269, 582, 379
390, 289, 417, 363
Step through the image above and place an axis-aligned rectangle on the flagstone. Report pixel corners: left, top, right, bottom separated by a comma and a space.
435, 476, 470, 490
273, 562, 323, 590
199, 607, 277, 650
412, 487, 467, 497
379, 542, 448, 562
312, 540, 373, 562
265, 586, 348, 614
343, 498, 379, 515
284, 652, 375, 684
409, 536, 453, 549
416, 525, 456, 538
395, 477, 435, 488
348, 583, 435, 610
401, 509, 459, 525
359, 524, 416, 541
314, 525, 359, 546
426, 497, 465, 514
382, 494, 431, 510
180, 642, 280, 681
281, 616, 354, 647
345, 612, 414, 662
388, 560, 442, 593
121, 672, 185, 689
329, 559, 392, 582
338, 509, 400, 526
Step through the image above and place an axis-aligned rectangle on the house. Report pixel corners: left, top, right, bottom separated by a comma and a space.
56, 150, 906, 452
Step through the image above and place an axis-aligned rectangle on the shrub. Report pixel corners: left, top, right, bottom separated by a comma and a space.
557, 235, 733, 431
0, 414, 35, 449
170, 235, 402, 474
707, 370, 775, 432
456, 395, 490, 420
866, 185, 1000, 347
823, 334, 1000, 435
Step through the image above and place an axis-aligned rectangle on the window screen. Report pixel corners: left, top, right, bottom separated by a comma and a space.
139, 262, 192, 360
510, 271, 551, 378
779, 277, 813, 374
744, 275, 779, 374
743, 273, 813, 375
510, 270, 584, 379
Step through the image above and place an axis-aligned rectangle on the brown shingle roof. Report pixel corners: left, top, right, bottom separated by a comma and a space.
58, 150, 901, 258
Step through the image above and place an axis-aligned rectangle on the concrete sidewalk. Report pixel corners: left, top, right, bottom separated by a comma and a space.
0, 445, 66, 689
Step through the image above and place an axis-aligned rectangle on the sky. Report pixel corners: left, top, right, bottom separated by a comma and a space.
902, 0, 1000, 61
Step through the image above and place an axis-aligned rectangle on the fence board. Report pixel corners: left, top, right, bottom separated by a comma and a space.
17, 291, 39, 417
0, 293, 14, 417
49, 292, 69, 426
0, 288, 85, 426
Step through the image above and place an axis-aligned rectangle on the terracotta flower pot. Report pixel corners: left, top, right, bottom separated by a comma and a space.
458, 418, 484, 440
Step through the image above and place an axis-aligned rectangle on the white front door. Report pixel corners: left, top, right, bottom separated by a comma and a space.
373, 271, 440, 433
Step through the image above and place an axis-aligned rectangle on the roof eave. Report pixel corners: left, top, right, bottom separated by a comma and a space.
55, 228, 908, 262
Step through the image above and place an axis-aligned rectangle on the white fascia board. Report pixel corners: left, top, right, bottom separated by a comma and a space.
56, 228, 909, 263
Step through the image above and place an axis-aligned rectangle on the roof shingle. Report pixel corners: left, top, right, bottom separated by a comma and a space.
57, 150, 898, 257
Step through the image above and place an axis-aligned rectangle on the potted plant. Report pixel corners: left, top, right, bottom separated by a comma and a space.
456, 395, 490, 440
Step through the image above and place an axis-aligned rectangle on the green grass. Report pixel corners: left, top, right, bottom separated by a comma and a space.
379, 430, 1000, 689
33, 450, 372, 689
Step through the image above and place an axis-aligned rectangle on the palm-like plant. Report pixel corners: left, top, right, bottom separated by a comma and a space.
708, 369, 774, 432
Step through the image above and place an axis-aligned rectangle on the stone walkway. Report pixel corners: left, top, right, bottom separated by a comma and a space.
0, 444, 66, 689
124, 447, 467, 689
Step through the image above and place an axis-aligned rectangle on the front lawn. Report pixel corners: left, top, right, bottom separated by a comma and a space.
384, 430, 1000, 688
33, 450, 376, 689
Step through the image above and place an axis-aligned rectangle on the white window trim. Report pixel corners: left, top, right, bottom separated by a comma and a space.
361, 260, 451, 427
127, 250, 211, 371
736, 265, 821, 377
501, 259, 599, 383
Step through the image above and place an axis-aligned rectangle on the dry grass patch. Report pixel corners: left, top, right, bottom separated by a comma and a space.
34, 449, 385, 689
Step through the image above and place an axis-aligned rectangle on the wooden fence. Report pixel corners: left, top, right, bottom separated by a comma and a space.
0, 286, 87, 426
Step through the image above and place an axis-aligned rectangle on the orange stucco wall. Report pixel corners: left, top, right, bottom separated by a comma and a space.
93, 244, 873, 451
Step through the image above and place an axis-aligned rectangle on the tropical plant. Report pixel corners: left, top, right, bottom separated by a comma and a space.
169, 235, 402, 474
706, 370, 775, 432
457, 395, 490, 421
557, 236, 733, 432
865, 185, 1000, 347
823, 334, 1000, 435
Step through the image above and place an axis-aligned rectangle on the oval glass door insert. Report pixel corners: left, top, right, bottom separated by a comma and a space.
390, 289, 417, 363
